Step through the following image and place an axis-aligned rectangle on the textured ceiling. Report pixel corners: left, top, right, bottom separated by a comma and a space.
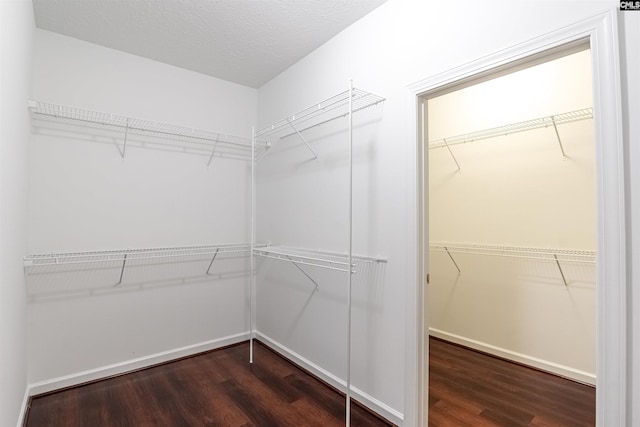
32, 0, 387, 88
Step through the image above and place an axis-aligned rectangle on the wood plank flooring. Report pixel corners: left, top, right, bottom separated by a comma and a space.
25, 341, 393, 427
26, 337, 596, 426
428, 337, 596, 427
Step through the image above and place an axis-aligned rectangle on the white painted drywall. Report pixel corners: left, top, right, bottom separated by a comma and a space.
256, 0, 620, 420
427, 50, 597, 382
620, 10, 640, 427
27, 30, 257, 385
0, 0, 34, 424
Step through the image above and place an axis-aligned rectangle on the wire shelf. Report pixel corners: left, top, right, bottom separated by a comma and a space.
24, 243, 266, 268
428, 108, 593, 149
28, 99, 270, 161
429, 242, 595, 264
254, 88, 385, 139
253, 245, 387, 273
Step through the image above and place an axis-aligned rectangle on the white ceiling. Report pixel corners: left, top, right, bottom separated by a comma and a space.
32, 0, 387, 88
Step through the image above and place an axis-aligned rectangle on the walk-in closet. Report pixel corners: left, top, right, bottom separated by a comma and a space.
425, 46, 597, 424
1, 1, 635, 427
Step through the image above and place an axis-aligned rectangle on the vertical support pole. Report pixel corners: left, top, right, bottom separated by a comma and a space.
346, 79, 353, 427
250, 126, 256, 364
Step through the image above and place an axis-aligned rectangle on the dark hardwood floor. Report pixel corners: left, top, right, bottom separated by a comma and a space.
26, 337, 596, 427
428, 337, 596, 427
26, 341, 393, 427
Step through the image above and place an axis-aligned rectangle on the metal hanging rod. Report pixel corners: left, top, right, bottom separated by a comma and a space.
28, 99, 270, 161
428, 108, 593, 149
254, 88, 385, 140
24, 243, 267, 268
253, 245, 387, 273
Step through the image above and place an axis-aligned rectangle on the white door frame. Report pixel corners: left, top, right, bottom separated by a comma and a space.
404, 9, 625, 427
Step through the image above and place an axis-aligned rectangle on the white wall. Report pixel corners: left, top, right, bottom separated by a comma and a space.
27, 30, 257, 387
620, 10, 640, 427
256, 0, 622, 422
0, 0, 34, 425
428, 50, 596, 383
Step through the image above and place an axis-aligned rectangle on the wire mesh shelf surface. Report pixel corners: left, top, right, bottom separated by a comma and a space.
24, 243, 263, 268
429, 242, 595, 264
253, 245, 387, 273
428, 108, 593, 149
28, 99, 270, 161
254, 88, 385, 139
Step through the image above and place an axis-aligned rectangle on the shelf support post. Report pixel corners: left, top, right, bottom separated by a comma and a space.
207, 136, 220, 167
443, 139, 461, 171
286, 256, 319, 290
444, 246, 462, 273
553, 254, 568, 286
286, 119, 318, 159
121, 119, 129, 159
115, 253, 127, 287
551, 116, 567, 158
205, 248, 220, 275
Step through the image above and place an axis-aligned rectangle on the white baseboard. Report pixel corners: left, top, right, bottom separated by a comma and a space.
27, 332, 249, 396
255, 331, 403, 426
17, 386, 30, 427
429, 328, 596, 385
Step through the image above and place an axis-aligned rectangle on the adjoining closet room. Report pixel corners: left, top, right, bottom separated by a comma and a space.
426, 45, 597, 425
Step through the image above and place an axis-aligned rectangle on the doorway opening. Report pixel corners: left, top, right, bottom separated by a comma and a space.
421, 43, 598, 425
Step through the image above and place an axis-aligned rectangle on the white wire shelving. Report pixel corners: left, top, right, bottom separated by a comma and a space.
251, 82, 384, 427
429, 242, 595, 286
28, 99, 270, 164
24, 243, 264, 286
429, 108, 593, 170
254, 87, 385, 159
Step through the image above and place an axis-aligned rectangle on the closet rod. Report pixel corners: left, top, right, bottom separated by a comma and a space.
428, 107, 593, 149
253, 248, 354, 272
254, 246, 386, 266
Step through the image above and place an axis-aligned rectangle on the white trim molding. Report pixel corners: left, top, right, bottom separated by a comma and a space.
406, 9, 626, 427
255, 331, 404, 426
27, 332, 248, 396
16, 387, 30, 427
